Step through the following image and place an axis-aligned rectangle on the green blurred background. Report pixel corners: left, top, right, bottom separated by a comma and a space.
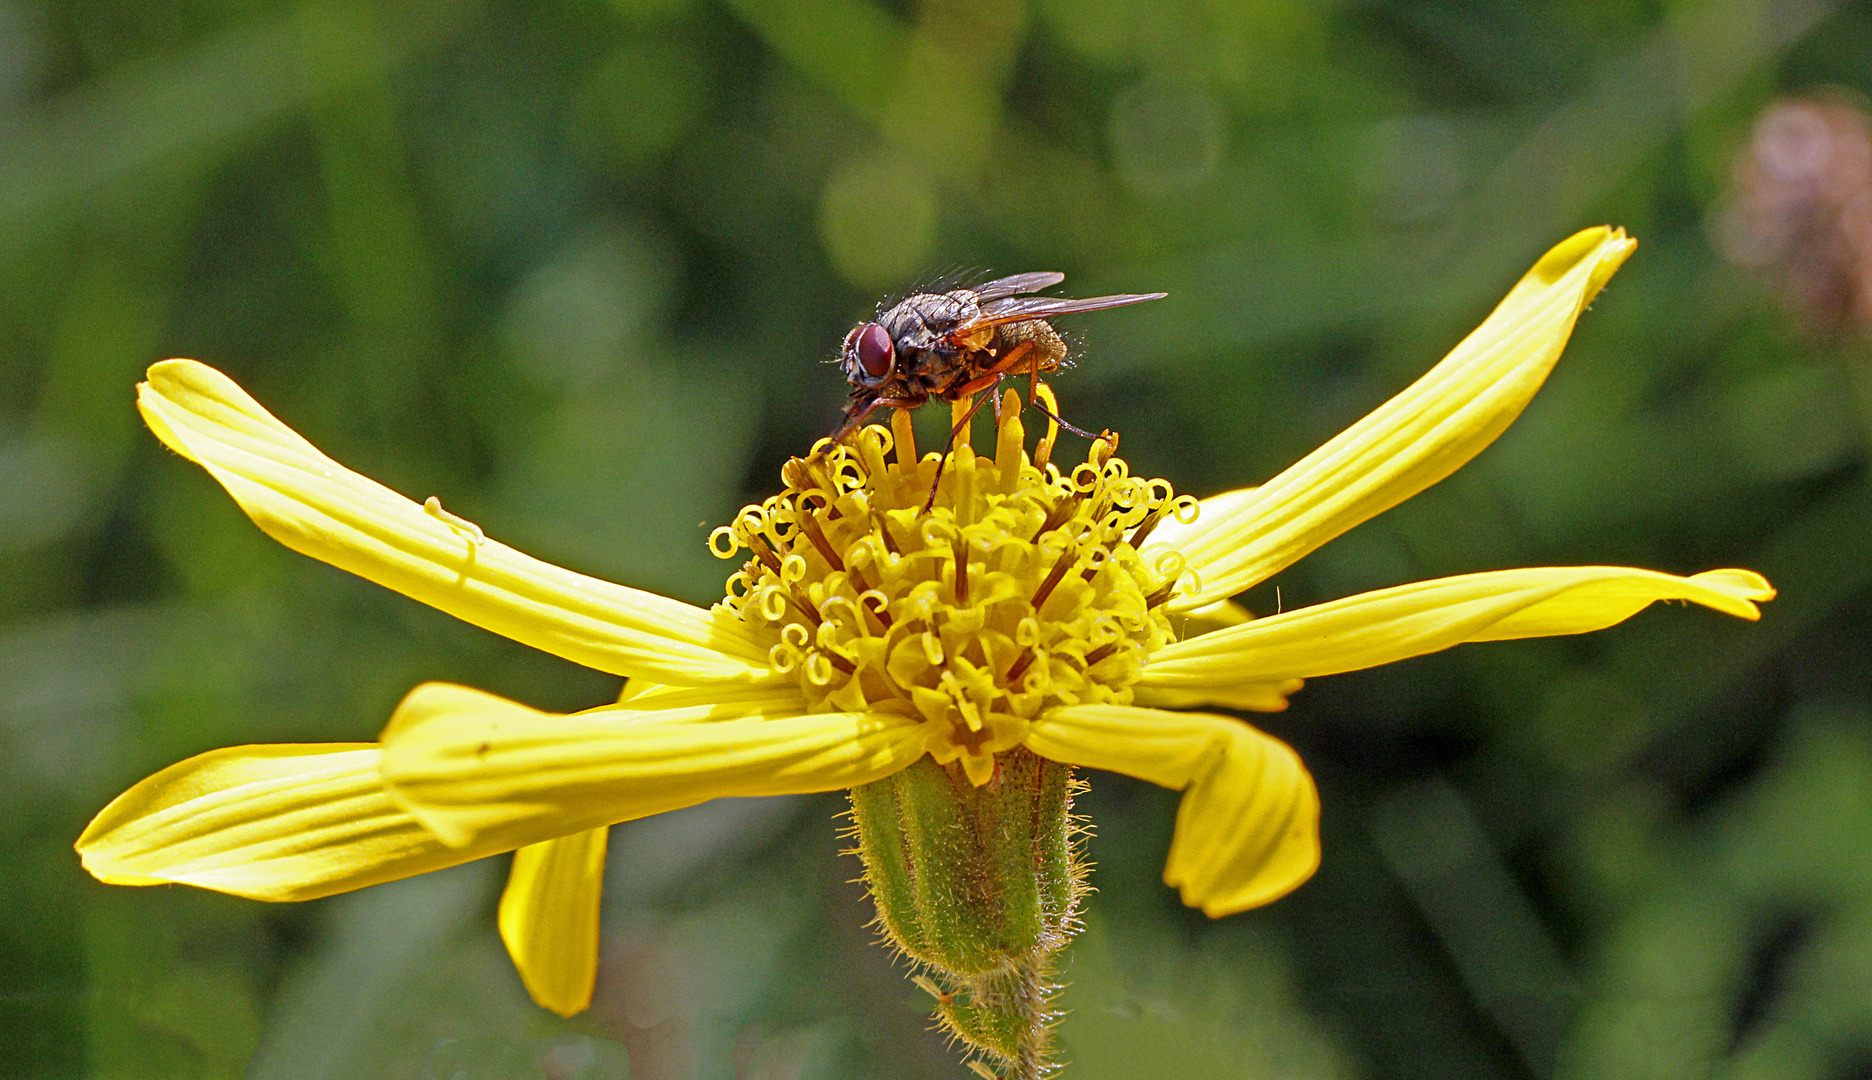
5, 0, 1872, 1076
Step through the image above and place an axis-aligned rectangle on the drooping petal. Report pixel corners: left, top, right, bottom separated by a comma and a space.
1150, 228, 1637, 610
499, 828, 609, 1017
137, 359, 777, 686
75, 744, 505, 901
378, 684, 931, 849
1140, 566, 1775, 689
1024, 705, 1319, 916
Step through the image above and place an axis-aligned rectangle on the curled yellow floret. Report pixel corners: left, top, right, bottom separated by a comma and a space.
709, 398, 1187, 784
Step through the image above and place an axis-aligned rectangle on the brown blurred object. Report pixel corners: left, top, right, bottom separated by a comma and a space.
1722, 94, 1872, 333
591, 938, 697, 1080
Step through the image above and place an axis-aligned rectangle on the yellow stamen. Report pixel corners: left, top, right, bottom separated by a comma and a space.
950, 396, 974, 451
709, 401, 1191, 783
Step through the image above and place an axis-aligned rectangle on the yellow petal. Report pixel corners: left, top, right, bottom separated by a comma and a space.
1152, 228, 1637, 610
75, 744, 504, 901
499, 827, 609, 1017
1140, 566, 1774, 689
1145, 485, 1259, 557
380, 680, 810, 740
1025, 705, 1319, 916
1132, 680, 1302, 713
137, 359, 777, 686
73, 678, 809, 903
1165, 597, 1256, 641
378, 685, 930, 849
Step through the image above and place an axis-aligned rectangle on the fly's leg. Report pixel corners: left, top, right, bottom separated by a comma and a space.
915, 341, 1036, 511
1025, 392, 1098, 440
1024, 379, 1100, 439
922, 384, 1000, 513
950, 341, 1034, 399
831, 394, 924, 446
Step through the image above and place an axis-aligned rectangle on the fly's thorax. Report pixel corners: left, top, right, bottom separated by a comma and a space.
898, 345, 959, 394
879, 293, 966, 353
708, 400, 1193, 786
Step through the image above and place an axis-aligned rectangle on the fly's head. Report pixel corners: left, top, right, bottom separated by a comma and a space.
839, 322, 897, 390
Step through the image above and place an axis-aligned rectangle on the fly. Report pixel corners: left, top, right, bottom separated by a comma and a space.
830, 272, 1165, 508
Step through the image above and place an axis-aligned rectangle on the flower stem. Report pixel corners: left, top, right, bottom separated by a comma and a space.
847, 749, 1087, 1078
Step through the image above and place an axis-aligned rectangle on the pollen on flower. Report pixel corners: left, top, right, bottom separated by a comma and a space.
709, 388, 1196, 786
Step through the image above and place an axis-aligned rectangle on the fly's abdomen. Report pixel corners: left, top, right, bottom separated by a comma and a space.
996, 320, 1070, 373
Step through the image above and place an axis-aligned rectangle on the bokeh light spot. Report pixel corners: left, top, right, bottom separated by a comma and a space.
502, 222, 672, 386
818, 150, 938, 289
1359, 115, 1467, 226
569, 40, 711, 172
1108, 76, 1227, 195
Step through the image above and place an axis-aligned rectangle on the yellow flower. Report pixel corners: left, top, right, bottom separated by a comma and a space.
78, 228, 1770, 1048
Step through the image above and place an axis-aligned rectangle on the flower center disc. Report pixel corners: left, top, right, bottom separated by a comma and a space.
710, 390, 1194, 785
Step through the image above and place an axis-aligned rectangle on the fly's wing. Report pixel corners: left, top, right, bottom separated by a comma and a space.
964, 291, 1168, 332
967, 271, 1066, 302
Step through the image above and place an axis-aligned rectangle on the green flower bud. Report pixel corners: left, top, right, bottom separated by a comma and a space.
849, 748, 1086, 1079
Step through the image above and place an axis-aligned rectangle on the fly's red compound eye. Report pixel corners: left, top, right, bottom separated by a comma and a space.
856, 323, 894, 379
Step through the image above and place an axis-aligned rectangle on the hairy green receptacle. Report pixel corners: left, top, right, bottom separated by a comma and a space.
847, 748, 1087, 1079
